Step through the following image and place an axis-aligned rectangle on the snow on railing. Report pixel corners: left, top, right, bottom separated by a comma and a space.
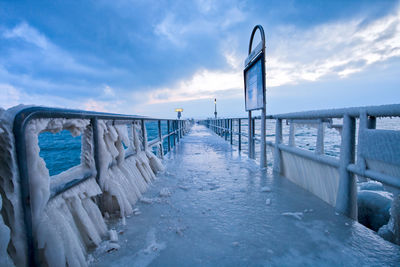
199, 104, 400, 244
0, 106, 191, 267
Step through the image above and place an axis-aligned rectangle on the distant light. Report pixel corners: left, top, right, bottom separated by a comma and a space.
175, 108, 183, 112
214, 98, 216, 104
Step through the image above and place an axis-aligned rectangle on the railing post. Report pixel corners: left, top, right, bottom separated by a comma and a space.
261, 109, 267, 167
173, 121, 176, 147
248, 112, 254, 159
225, 119, 228, 141
316, 119, 324, 155
167, 120, 171, 152
141, 119, 147, 150
177, 121, 180, 142
336, 114, 357, 220
92, 118, 101, 183
252, 118, 256, 158
273, 119, 282, 173
238, 118, 242, 151
230, 119, 233, 145
289, 121, 295, 147
157, 120, 163, 158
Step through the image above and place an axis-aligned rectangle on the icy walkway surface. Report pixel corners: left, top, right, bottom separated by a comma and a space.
91, 124, 400, 266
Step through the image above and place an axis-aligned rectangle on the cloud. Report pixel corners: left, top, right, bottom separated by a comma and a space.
145, 6, 400, 105
266, 6, 400, 87
0, 84, 22, 109
3, 22, 49, 49
145, 67, 242, 104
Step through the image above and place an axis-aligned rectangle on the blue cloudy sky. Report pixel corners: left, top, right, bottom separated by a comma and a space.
0, 0, 399, 118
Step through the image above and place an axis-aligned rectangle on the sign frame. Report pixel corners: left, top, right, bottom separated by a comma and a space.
243, 51, 266, 111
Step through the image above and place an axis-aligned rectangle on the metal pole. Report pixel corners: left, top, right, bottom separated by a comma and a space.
273, 119, 282, 173
289, 121, 295, 146
230, 119, 233, 145
225, 119, 228, 141
261, 109, 267, 167
336, 114, 357, 219
238, 118, 242, 151
316, 119, 324, 155
248, 111, 253, 158
158, 120, 162, 156
173, 121, 176, 147
252, 118, 256, 159
141, 119, 147, 150
167, 120, 171, 152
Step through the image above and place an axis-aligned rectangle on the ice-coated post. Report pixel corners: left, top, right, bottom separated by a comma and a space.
252, 118, 256, 158
273, 119, 282, 173
230, 119, 233, 144
357, 112, 368, 171
336, 114, 357, 219
238, 118, 242, 151
261, 108, 267, 167
177, 121, 180, 142
141, 119, 148, 150
289, 121, 295, 146
92, 118, 101, 182
173, 121, 176, 147
316, 119, 324, 155
158, 120, 162, 142
248, 111, 253, 159
167, 120, 171, 152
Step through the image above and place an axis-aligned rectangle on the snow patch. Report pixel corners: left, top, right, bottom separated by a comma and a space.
282, 212, 304, 220
159, 188, 172, 197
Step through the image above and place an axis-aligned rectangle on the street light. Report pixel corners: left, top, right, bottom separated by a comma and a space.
175, 108, 183, 119
214, 98, 217, 119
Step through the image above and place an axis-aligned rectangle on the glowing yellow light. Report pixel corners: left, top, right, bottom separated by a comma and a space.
175, 108, 183, 112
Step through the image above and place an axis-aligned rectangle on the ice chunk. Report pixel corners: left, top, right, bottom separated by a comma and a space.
109, 230, 118, 243
261, 186, 271, 192
159, 188, 172, 197
358, 190, 392, 231
358, 181, 384, 191
282, 212, 303, 220
265, 199, 271, 205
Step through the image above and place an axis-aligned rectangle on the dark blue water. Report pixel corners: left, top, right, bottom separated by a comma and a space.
39, 121, 173, 176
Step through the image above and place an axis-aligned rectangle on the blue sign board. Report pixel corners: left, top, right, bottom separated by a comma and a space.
244, 54, 264, 111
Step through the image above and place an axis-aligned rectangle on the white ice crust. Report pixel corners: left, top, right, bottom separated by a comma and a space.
0, 106, 165, 266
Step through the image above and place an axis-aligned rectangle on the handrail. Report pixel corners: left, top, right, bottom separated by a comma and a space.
199, 103, 400, 221
12, 106, 191, 266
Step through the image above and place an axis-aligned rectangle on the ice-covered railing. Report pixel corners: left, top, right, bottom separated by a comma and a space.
0, 106, 191, 267
199, 104, 400, 243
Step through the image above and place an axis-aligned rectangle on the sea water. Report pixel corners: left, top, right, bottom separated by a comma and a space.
39, 118, 399, 177
39, 121, 168, 176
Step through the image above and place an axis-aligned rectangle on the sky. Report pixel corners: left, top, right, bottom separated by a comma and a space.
0, 0, 399, 119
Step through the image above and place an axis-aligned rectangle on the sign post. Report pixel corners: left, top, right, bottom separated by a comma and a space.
244, 25, 266, 167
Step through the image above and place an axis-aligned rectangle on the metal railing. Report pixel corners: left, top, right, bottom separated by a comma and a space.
199, 104, 400, 218
12, 106, 190, 266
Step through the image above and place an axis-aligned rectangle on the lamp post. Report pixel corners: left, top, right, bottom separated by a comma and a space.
214, 98, 217, 119
175, 108, 183, 119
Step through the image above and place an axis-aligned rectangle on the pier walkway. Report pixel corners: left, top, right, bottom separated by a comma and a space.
92, 124, 399, 266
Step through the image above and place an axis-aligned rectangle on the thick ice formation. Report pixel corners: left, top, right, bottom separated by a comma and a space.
0, 194, 14, 266
0, 106, 165, 266
0, 106, 29, 266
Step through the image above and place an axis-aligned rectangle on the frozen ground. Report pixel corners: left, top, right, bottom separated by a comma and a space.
91, 124, 399, 266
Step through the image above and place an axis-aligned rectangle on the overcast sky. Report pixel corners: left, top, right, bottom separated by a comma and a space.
1, 0, 399, 118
